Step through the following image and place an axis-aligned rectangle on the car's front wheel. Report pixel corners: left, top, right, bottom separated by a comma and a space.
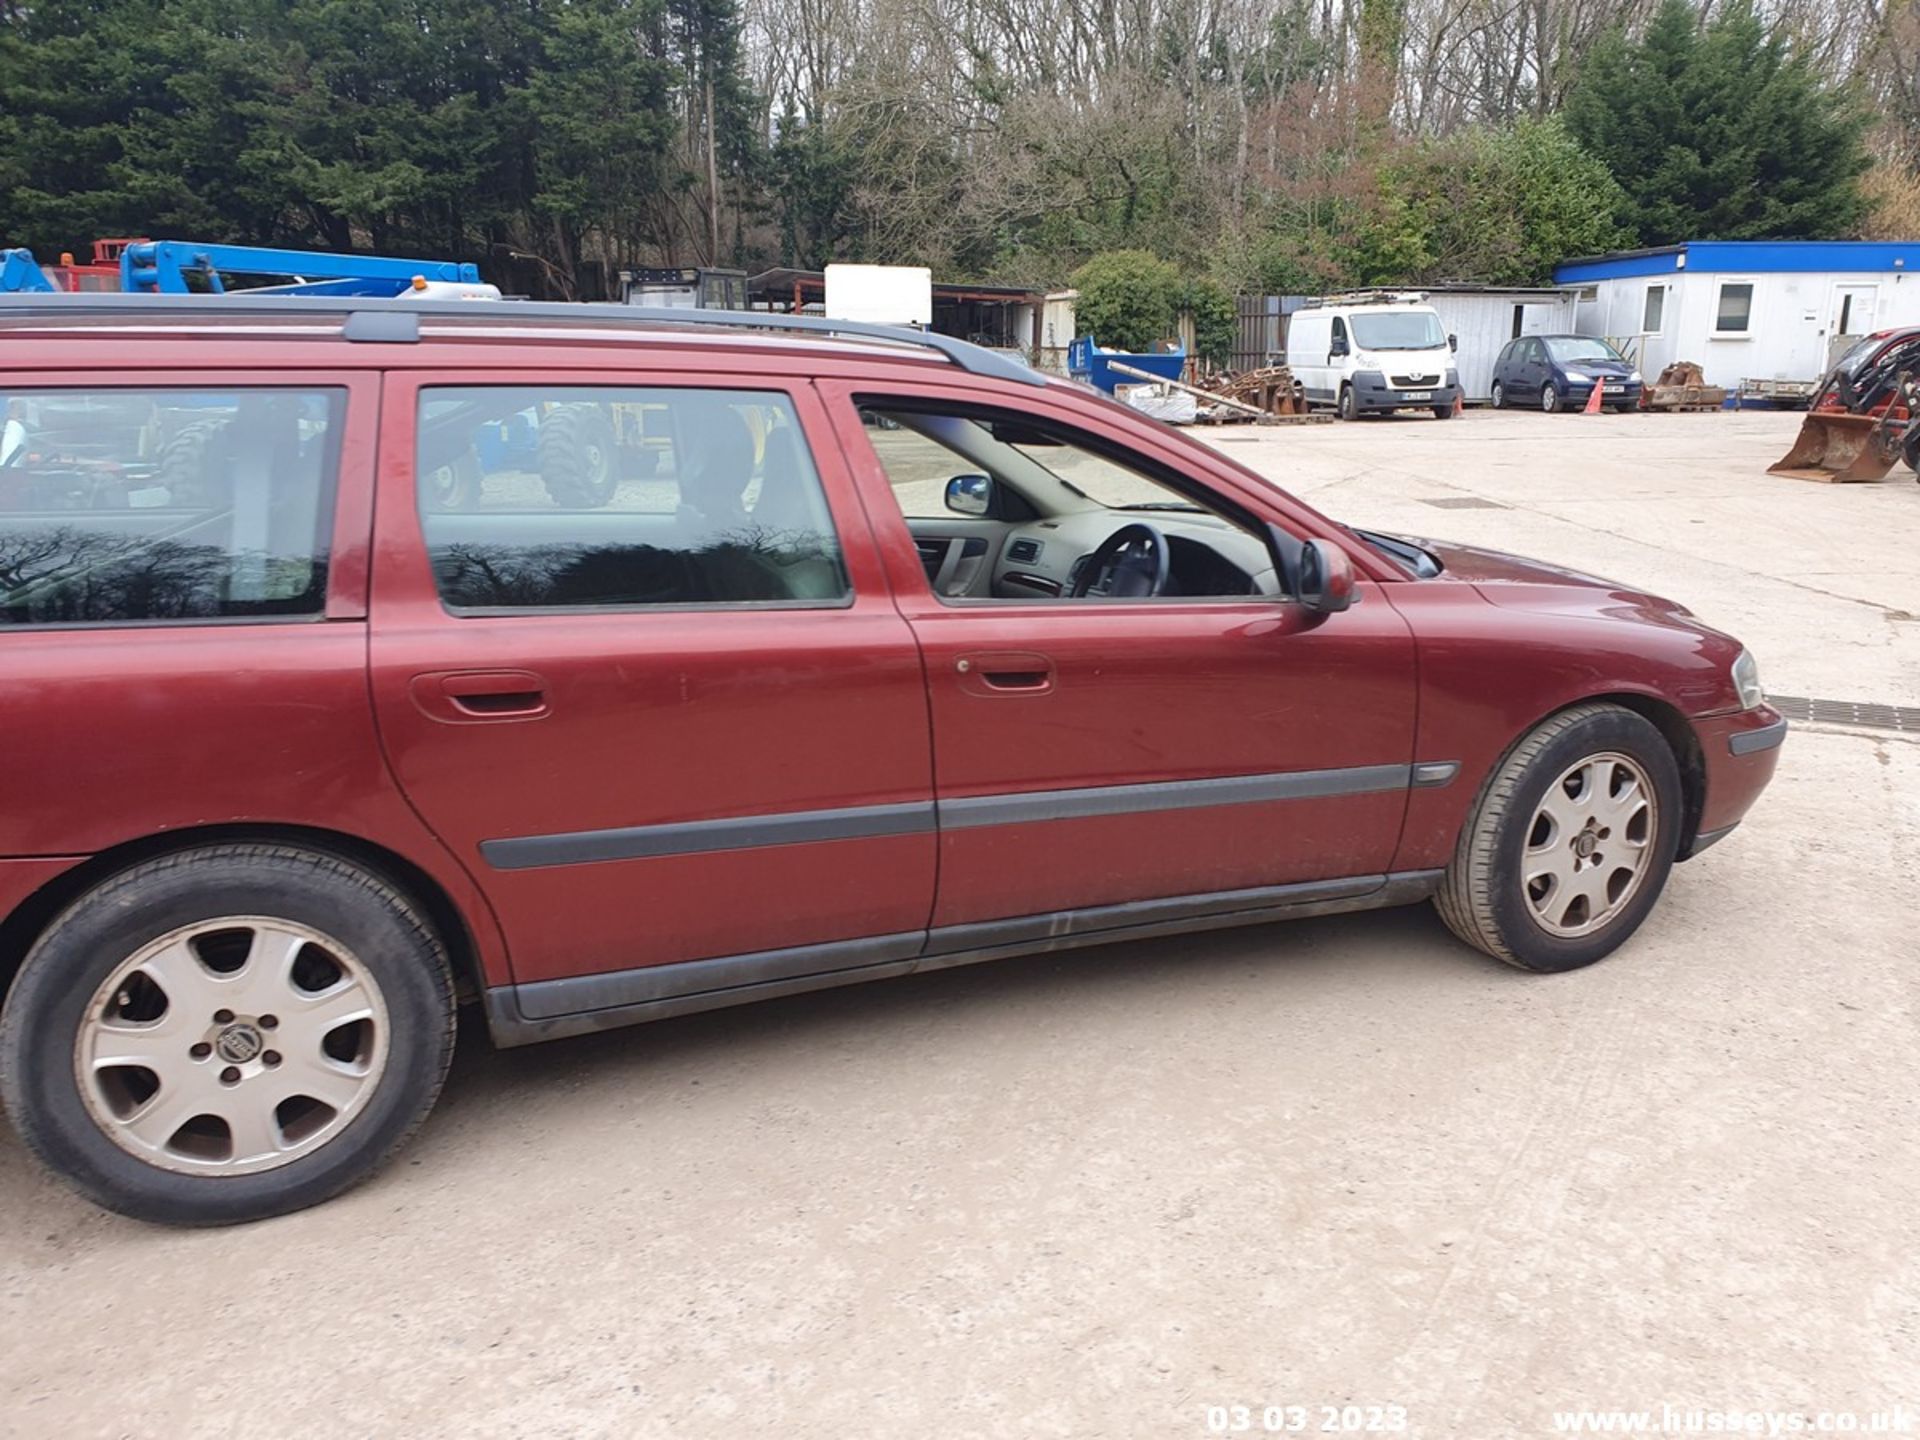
0, 844, 456, 1225
1541, 383, 1561, 414
1337, 385, 1358, 421
1435, 703, 1683, 972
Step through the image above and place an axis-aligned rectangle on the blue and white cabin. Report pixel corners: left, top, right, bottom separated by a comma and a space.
1554, 241, 1920, 400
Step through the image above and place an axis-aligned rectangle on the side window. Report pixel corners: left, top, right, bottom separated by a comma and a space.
416, 386, 848, 611
1331, 317, 1348, 351
857, 411, 1001, 520
1643, 284, 1667, 335
856, 401, 1274, 603
1714, 282, 1755, 335
0, 387, 339, 626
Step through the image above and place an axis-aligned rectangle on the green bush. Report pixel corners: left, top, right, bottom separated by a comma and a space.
1070, 250, 1181, 352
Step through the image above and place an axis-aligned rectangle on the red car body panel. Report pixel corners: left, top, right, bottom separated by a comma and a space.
0, 321, 1784, 1036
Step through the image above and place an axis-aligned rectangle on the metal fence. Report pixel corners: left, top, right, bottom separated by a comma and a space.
1233, 295, 1294, 371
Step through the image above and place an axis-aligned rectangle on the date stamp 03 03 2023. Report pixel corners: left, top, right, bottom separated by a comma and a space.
1203, 1405, 1410, 1435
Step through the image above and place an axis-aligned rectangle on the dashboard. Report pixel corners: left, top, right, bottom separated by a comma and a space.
990, 510, 1279, 600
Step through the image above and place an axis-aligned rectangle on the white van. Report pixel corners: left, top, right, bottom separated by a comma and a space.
1286, 293, 1461, 420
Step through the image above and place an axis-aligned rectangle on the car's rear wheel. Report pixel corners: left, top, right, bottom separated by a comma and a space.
1490, 381, 1506, 409
0, 844, 455, 1225
1541, 383, 1561, 414
1435, 704, 1682, 972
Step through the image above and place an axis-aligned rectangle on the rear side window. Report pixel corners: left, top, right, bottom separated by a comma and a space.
416, 387, 848, 611
0, 388, 339, 626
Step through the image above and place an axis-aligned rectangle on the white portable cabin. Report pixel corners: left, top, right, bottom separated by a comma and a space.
1417, 286, 1579, 402
1554, 241, 1920, 398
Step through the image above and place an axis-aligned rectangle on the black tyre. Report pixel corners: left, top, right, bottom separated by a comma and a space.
1490, 381, 1506, 409
538, 405, 620, 507
1902, 424, 1920, 475
422, 447, 482, 509
1541, 383, 1561, 414
0, 844, 456, 1225
1337, 385, 1358, 421
155, 419, 230, 507
1434, 703, 1683, 973
1432, 403, 1454, 420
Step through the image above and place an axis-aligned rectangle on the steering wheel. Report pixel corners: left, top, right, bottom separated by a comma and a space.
1068, 521, 1171, 598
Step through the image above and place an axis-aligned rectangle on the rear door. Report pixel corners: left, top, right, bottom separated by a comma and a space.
368, 370, 936, 1002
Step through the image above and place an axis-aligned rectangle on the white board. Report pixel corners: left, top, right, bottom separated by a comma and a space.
824, 264, 933, 326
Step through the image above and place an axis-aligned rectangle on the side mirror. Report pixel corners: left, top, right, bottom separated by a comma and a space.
1329, 336, 1350, 358
1298, 537, 1356, 615
1448, 333, 1459, 352
946, 473, 993, 517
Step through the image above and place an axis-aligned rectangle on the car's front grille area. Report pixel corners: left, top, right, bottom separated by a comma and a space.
1389, 373, 1441, 388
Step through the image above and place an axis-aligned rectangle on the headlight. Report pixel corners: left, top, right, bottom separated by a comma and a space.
1564, 370, 1590, 383
1629, 370, 1643, 384
1732, 648, 1764, 710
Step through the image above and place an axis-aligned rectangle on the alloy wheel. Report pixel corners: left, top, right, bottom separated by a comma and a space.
1522, 753, 1658, 937
73, 917, 390, 1176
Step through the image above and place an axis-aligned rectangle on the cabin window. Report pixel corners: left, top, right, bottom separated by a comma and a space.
1714, 282, 1755, 335
1643, 285, 1667, 335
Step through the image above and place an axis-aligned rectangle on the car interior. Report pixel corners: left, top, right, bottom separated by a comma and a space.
857, 404, 1284, 601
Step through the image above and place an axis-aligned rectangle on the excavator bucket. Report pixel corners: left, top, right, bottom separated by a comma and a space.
1767, 412, 1901, 483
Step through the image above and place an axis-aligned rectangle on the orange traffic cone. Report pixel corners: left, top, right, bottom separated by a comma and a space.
1583, 378, 1605, 416
1452, 389, 1463, 417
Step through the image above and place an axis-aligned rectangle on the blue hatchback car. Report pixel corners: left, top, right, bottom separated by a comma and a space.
1490, 335, 1643, 413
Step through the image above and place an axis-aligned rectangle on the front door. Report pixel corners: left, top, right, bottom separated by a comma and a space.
821, 381, 1420, 937
369, 371, 936, 999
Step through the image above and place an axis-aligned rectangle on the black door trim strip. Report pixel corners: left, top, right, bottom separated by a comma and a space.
936, 763, 1411, 830
480, 761, 1450, 871
482, 799, 935, 871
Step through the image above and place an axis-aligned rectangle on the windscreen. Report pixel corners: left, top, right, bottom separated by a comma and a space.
1544, 337, 1625, 363
1349, 311, 1447, 351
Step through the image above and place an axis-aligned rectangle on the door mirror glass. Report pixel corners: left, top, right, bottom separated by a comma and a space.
1298, 537, 1356, 615
1329, 334, 1350, 358
1448, 333, 1459, 352
945, 472, 993, 516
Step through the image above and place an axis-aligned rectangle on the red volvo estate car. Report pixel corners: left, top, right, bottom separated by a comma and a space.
0, 298, 1784, 1224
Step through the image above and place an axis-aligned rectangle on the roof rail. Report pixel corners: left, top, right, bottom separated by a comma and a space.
0, 292, 1048, 387
1297, 290, 1429, 309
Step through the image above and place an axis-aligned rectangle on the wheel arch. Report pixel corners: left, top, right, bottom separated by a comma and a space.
0, 824, 489, 1015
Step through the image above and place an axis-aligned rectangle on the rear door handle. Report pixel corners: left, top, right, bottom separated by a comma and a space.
410, 669, 550, 723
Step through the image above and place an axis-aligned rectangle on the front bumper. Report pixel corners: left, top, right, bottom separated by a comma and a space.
1351, 370, 1460, 412
1678, 706, 1787, 860
1567, 380, 1644, 406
